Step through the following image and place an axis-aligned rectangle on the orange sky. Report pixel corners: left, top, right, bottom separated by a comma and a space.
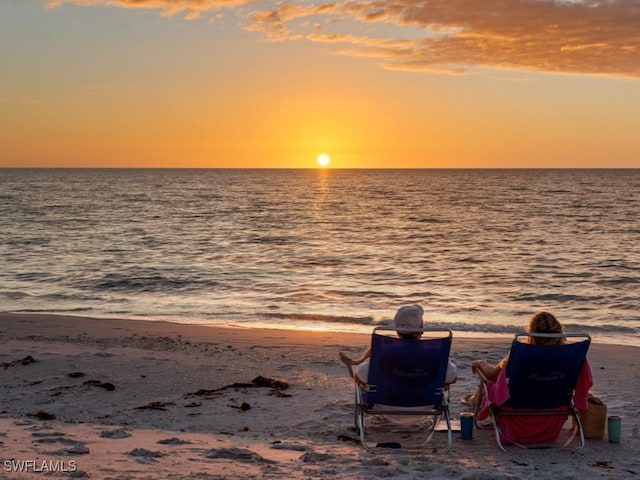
1, 0, 639, 168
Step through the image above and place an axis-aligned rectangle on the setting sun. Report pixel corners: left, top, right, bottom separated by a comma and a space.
317, 154, 330, 167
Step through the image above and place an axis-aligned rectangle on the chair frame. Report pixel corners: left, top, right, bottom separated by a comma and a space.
474, 332, 591, 452
353, 327, 454, 453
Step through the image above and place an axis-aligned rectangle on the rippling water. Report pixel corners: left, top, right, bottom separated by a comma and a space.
1, 168, 638, 345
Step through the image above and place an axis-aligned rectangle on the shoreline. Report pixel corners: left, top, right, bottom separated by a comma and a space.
1, 311, 636, 347
1, 312, 638, 479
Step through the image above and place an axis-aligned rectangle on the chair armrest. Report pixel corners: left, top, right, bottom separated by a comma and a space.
476, 369, 489, 383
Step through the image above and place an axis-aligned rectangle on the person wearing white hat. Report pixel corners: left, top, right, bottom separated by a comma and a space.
339, 304, 457, 386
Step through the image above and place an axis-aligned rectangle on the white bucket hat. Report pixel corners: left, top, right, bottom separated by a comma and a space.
393, 304, 424, 332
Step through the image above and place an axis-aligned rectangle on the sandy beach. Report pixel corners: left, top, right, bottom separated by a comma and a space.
0, 313, 638, 479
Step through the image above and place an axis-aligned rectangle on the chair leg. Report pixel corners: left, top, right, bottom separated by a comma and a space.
353, 389, 359, 430
564, 410, 585, 448
577, 417, 586, 448
442, 408, 453, 453
356, 409, 370, 451
354, 385, 375, 452
473, 380, 490, 429
489, 408, 507, 452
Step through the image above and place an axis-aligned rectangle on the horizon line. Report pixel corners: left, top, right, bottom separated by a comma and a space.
2, 167, 639, 171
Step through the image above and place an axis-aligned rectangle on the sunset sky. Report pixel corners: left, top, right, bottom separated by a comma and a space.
1, 0, 639, 168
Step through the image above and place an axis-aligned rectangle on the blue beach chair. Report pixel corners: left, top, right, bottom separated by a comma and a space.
353, 327, 454, 452
475, 332, 591, 451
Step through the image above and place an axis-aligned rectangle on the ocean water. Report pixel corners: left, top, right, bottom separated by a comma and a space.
1, 168, 638, 346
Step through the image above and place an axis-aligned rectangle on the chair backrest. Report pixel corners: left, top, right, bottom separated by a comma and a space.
503, 333, 591, 409
364, 328, 452, 407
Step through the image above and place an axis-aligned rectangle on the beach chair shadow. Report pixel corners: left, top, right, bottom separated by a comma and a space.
353, 327, 454, 453
473, 332, 591, 452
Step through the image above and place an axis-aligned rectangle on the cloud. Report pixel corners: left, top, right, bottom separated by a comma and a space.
46, 0, 640, 77
246, 0, 640, 78
46, 0, 256, 19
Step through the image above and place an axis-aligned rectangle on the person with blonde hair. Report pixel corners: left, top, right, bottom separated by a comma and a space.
465, 311, 593, 445
470, 311, 566, 383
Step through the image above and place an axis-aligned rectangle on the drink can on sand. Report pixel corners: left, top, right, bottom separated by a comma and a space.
460, 412, 474, 440
607, 415, 622, 443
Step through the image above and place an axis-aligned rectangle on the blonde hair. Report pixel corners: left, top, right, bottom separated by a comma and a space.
527, 311, 565, 345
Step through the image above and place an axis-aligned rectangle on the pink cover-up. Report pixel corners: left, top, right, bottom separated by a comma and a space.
477, 360, 593, 445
